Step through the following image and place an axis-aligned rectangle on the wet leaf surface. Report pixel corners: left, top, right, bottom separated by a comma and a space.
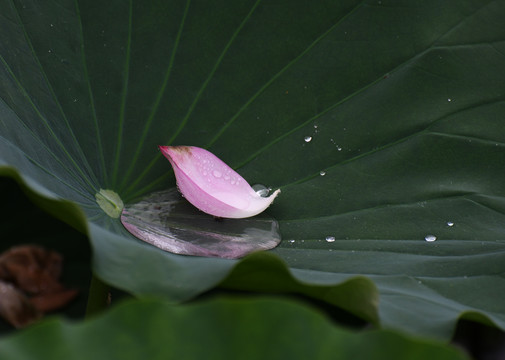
1, 0, 505, 339
121, 188, 281, 259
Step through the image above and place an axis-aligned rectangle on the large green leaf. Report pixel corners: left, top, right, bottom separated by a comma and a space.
1, 0, 504, 339
0, 297, 469, 360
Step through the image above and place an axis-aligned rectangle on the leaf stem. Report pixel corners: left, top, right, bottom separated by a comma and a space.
85, 273, 110, 318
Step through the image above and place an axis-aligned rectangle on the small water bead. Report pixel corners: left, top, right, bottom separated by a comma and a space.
252, 184, 270, 197
325, 236, 335, 243
212, 170, 222, 178
424, 234, 437, 242
319, 171, 326, 176
330, 138, 343, 151
304, 136, 312, 143
447, 221, 454, 227
288, 239, 295, 244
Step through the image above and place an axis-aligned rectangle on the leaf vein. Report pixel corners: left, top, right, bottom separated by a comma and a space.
112, 0, 134, 186
120, 0, 192, 195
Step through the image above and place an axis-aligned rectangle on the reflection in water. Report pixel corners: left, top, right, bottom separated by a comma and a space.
121, 189, 281, 259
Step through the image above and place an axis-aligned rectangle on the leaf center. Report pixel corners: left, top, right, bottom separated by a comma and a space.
95, 189, 124, 218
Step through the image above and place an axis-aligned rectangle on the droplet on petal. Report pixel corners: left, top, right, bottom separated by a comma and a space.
252, 184, 270, 197
158, 146, 280, 219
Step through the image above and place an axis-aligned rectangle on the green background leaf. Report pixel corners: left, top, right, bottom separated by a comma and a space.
1, 0, 504, 339
0, 297, 470, 360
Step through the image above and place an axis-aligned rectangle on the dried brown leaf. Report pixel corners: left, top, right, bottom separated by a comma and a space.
0, 280, 41, 328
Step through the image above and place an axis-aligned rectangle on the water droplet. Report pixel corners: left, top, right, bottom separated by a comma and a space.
337, 146, 342, 151
325, 236, 335, 243
288, 239, 295, 244
50, 23, 54, 28
252, 184, 269, 197
304, 136, 312, 143
313, 125, 318, 129
319, 170, 326, 176
447, 221, 454, 227
447, 98, 452, 102
212, 170, 222, 178
424, 234, 437, 242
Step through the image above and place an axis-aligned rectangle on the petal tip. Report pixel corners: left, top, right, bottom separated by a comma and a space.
265, 188, 281, 200
159, 145, 193, 158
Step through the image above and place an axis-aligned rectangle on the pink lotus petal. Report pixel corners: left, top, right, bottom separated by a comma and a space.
159, 146, 280, 219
